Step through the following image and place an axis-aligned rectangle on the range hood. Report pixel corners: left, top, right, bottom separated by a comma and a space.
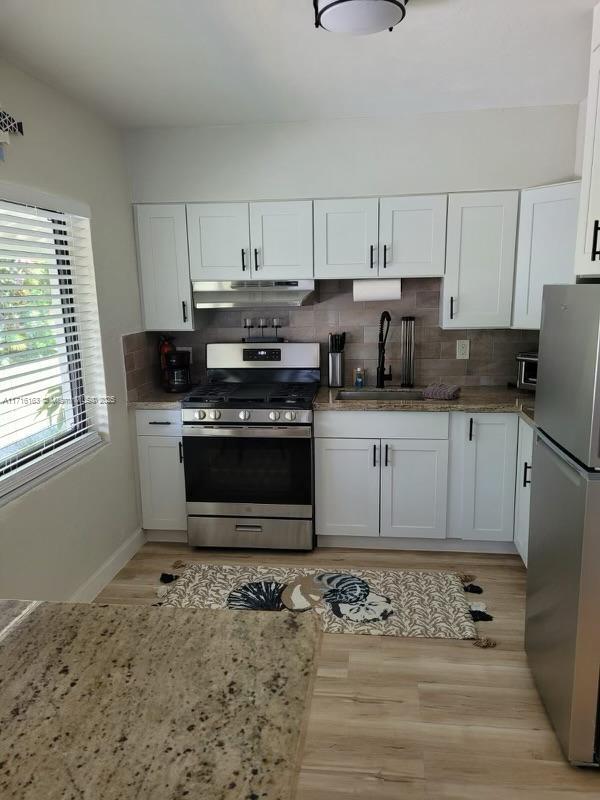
192, 280, 315, 309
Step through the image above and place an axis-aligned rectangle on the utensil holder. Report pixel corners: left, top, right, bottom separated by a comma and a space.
328, 352, 344, 388
400, 316, 415, 388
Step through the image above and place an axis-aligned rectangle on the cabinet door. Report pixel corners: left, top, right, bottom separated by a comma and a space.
314, 198, 379, 279
137, 436, 186, 530
575, 37, 600, 276
513, 182, 580, 329
249, 201, 313, 280
380, 439, 448, 539
514, 418, 534, 566
441, 192, 518, 328
460, 413, 518, 541
135, 204, 192, 331
186, 203, 250, 281
315, 438, 380, 537
379, 195, 447, 277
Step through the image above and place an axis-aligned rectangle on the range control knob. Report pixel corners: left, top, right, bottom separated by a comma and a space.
268, 410, 280, 421
208, 409, 221, 421
238, 410, 251, 421
284, 410, 297, 422
194, 410, 206, 421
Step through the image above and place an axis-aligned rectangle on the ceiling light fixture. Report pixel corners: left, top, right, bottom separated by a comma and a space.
313, 0, 409, 35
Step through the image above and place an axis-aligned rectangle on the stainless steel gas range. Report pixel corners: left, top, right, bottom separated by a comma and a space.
181, 342, 320, 550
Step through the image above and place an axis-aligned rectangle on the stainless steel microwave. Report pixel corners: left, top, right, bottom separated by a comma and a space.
516, 352, 538, 392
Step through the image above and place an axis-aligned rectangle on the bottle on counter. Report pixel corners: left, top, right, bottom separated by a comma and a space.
354, 367, 365, 388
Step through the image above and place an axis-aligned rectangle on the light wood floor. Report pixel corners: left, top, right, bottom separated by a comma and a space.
96, 544, 600, 798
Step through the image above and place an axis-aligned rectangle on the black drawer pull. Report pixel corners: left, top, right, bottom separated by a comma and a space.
385, 443, 389, 466
523, 462, 531, 487
450, 296, 455, 320
370, 244, 375, 269
383, 244, 388, 269
181, 300, 188, 323
241, 248, 247, 271
254, 248, 260, 270
592, 220, 600, 262
468, 418, 474, 441
149, 421, 172, 425
178, 441, 183, 463
373, 444, 377, 467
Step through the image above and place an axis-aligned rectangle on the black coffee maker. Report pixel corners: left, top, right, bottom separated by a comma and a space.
162, 350, 191, 393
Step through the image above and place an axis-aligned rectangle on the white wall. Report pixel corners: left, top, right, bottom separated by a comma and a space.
0, 59, 142, 600
126, 105, 579, 202
575, 99, 587, 176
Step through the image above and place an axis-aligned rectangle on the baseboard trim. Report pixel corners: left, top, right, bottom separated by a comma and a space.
145, 529, 188, 543
317, 536, 518, 554
69, 528, 146, 602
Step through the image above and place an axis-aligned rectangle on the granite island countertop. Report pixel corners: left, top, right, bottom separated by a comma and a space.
314, 385, 535, 424
0, 600, 321, 800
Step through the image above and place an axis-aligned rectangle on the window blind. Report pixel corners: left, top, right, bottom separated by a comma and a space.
0, 199, 107, 499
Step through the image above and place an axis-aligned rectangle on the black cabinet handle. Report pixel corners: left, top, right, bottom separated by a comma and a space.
181, 300, 188, 323
468, 417, 474, 441
523, 462, 531, 487
149, 421, 172, 425
178, 441, 184, 464
373, 444, 377, 467
254, 248, 260, 270
370, 244, 375, 269
383, 244, 388, 269
450, 296, 455, 320
592, 220, 600, 262
241, 248, 247, 271
385, 443, 389, 466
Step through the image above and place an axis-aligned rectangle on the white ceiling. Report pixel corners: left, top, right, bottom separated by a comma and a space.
0, 0, 596, 128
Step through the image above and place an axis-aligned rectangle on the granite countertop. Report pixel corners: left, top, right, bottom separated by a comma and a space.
314, 385, 536, 423
0, 600, 321, 800
128, 387, 185, 410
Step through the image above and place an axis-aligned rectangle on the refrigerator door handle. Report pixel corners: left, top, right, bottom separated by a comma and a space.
536, 431, 590, 479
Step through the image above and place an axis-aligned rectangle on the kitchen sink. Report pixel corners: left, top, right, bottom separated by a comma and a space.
336, 389, 424, 401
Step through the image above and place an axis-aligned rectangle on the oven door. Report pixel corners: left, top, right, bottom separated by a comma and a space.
182, 425, 313, 519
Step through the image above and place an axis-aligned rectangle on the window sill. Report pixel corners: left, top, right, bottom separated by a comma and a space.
0, 433, 105, 509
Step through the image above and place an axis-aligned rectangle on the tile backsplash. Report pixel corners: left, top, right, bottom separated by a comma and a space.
123, 279, 538, 397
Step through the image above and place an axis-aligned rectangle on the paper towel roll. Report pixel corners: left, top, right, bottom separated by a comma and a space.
353, 279, 402, 302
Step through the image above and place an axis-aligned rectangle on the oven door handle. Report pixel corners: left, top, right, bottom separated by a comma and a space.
182, 425, 312, 439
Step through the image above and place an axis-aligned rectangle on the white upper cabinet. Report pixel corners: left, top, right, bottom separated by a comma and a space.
187, 203, 250, 281
379, 195, 447, 277
512, 182, 580, 329
249, 201, 313, 280
441, 191, 519, 329
314, 198, 379, 279
135, 204, 193, 331
380, 439, 448, 539
575, 6, 600, 276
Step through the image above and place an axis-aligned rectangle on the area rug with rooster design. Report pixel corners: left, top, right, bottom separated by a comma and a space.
157, 563, 489, 640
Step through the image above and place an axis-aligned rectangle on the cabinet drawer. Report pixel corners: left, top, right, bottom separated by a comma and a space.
136, 409, 182, 436
314, 411, 449, 439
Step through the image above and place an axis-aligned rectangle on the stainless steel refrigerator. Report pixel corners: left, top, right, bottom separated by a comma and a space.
526, 284, 600, 767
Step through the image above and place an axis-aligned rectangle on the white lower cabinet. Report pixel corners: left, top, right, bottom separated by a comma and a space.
448, 412, 518, 542
315, 412, 450, 540
136, 411, 186, 531
314, 438, 380, 537
380, 439, 448, 538
514, 418, 534, 566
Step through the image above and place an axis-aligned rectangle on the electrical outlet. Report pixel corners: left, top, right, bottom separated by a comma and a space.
176, 345, 193, 364
456, 339, 470, 360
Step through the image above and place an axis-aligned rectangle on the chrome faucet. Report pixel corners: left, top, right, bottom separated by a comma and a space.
376, 311, 392, 388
